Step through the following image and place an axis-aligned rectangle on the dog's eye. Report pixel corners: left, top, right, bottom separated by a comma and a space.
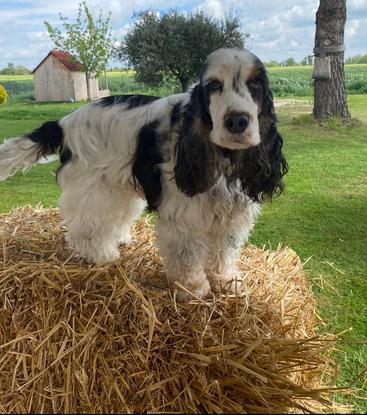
249, 78, 262, 89
207, 79, 223, 92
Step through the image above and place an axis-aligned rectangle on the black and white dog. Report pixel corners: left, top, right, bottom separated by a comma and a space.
0, 48, 288, 299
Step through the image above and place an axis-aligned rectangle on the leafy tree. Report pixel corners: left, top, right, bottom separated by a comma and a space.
15, 65, 31, 75
283, 57, 297, 66
44, 1, 113, 100
265, 60, 280, 68
117, 11, 247, 92
0, 63, 31, 75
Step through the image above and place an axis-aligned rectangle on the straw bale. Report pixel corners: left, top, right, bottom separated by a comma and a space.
0, 206, 350, 413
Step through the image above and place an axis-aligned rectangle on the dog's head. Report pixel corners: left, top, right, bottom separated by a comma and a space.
175, 48, 288, 201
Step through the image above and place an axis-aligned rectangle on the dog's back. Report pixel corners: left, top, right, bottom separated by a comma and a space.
0, 93, 186, 183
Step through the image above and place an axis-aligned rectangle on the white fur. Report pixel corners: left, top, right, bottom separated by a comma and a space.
0, 137, 40, 180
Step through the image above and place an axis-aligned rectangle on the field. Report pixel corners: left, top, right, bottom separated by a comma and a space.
268, 64, 367, 96
1, 63, 367, 99
0, 76, 366, 410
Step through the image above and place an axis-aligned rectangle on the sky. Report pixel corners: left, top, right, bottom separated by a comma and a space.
1, 0, 367, 70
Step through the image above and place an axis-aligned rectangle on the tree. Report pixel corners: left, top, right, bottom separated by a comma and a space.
301, 55, 313, 66
118, 11, 246, 92
44, 1, 113, 100
265, 60, 281, 68
313, 0, 350, 118
0, 63, 30, 75
284, 58, 297, 66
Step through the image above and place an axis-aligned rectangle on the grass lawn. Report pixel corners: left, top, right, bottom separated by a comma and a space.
0, 95, 366, 411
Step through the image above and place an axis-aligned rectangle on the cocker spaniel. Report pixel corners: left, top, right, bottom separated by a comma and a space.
0, 48, 288, 300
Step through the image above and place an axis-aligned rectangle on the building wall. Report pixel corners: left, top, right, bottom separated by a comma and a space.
73, 74, 110, 101
33, 55, 76, 102
73, 72, 88, 101
89, 76, 101, 100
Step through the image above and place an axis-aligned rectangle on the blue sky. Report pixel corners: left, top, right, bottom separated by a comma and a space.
1, 0, 367, 69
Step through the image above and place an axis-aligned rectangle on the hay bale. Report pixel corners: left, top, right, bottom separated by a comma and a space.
0, 206, 349, 413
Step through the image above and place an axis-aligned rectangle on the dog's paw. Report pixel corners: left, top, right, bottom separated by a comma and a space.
118, 232, 133, 245
64, 233, 121, 265
94, 249, 121, 265
174, 279, 212, 302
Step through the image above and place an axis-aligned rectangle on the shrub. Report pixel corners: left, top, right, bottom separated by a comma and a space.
0, 84, 8, 106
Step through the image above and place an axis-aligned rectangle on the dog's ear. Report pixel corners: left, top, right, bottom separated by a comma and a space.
230, 80, 288, 202
174, 84, 218, 197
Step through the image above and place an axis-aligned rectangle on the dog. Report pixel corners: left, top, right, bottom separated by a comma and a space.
0, 48, 288, 300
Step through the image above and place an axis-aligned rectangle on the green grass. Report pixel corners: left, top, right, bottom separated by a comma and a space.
252, 96, 367, 410
0, 94, 366, 411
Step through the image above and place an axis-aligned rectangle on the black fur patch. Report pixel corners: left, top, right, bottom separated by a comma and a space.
56, 147, 73, 183
228, 67, 288, 202
132, 121, 163, 212
232, 69, 242, 95
174, 85, 217, 197
27, 121, 64, 158
170, 102, 181, 127
59, 147, 72, 164
247, 70, 266, 109
95, 94, 160, 109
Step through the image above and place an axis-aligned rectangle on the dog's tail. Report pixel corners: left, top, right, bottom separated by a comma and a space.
0, 120, 63, 181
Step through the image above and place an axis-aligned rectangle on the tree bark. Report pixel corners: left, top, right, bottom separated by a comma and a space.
313, 0, 350, 119
86, 73, 92, 101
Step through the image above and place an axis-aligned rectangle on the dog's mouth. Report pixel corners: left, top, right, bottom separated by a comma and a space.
217, 132, 260, 150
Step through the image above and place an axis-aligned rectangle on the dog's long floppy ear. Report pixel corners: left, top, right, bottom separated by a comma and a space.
174, 84, 218, 197
230, 77, 288, 202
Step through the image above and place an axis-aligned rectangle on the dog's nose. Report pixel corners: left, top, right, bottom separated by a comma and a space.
225, 112, 249, 134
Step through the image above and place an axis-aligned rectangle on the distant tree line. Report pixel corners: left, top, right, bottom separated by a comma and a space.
0, 63, 31, 75
345, 54, 367, 64
265, 54, 367, 68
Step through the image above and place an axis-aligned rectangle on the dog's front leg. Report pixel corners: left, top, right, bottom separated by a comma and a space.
156, 218, 212, 301
206, 200, 260, 295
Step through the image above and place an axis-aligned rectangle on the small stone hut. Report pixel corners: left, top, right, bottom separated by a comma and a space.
32, 49, 109, 102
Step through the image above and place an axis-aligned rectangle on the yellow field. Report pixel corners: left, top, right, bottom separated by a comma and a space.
0, 70, 135, 82
0, 74, 33, 81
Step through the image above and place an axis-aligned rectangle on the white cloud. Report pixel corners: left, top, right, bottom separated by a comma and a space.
26, 31, 50, 41
197, 0, 225, 19
346, 20, 361, 37
349, 0, 367, 9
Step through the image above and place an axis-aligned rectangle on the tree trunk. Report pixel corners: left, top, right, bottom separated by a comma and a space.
86, 73, 92, 101
104, 70, 108, 90
313, 0, 350, 119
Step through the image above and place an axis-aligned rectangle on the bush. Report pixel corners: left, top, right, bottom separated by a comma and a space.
0, 84, 8, 106
347, 79, 367, 94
